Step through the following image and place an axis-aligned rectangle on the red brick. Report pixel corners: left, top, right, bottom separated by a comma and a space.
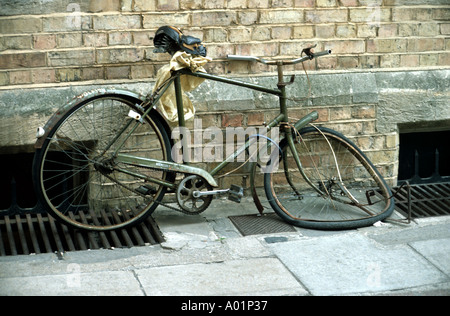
83, 33, 108, 47
315, 108, 329, 122
352, 105, 376, 119
326, 40, 365, 54
57, 33, 83, 48
33, 35, 56, 50
378, 24, 398, 38
247, 112, 264, 126
291, 108, 329, 123
222, 114, 243, 127
339, 0, 357, 6
438, 53, 450, 66
294, 0, 314, 7
400, 55, 419, 68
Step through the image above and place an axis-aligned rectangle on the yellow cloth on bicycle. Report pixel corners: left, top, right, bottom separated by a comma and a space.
153, 51, 212, 122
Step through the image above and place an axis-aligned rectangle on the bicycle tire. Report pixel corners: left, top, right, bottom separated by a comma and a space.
33, 95, 174, 231
264, 126, 395, 230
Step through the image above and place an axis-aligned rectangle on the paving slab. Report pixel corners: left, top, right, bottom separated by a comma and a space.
268, 232, 449, 296
409, 238, 450, 276
135, 257, 308, 296
1, 200, 449, 296
368, 222, 450, 246
0, 270, 144, 296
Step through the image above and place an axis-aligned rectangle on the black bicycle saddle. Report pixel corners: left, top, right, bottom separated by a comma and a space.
153, 26, 207, 57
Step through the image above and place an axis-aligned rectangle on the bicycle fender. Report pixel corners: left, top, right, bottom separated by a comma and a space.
34, 88, 172, 150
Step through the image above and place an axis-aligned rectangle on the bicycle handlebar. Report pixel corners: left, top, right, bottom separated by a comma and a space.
227, 49, 332, 65
311, 49, 332, 58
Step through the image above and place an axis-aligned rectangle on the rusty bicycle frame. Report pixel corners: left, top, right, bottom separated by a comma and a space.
111, 49, 331, 211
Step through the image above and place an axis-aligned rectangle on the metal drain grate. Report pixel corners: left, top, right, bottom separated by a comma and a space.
393, 182, 450, 219
0, 213, 164, 257
229, 213, 296, 236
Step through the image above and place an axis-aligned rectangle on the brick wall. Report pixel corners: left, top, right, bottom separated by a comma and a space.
0, 0, 449, 190
1, 0, 449, 86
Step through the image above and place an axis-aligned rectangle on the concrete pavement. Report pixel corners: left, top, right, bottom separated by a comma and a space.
1, 198, 449, 296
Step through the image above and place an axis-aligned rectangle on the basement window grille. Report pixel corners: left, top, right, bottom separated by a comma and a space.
398, 130, 450, 185
0, 153, 37, 214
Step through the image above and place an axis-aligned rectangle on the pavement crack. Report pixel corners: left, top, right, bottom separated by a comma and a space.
132, 270, 147, 296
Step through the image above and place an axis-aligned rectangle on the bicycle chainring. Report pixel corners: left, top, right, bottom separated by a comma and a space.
176, 175, 213, 215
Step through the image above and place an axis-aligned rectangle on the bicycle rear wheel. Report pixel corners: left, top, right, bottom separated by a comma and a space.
33, 95, 174, 231
264, 126, 394, 230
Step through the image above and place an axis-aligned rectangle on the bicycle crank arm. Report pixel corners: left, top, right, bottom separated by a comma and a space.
193, 185, 244, 203
192, 189, 229, 198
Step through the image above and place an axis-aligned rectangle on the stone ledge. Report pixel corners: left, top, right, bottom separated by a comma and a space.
0, 69, 448, 150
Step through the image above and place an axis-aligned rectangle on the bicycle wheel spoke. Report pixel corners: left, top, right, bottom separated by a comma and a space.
265, 126, 394, 229
35, 96, 173, 231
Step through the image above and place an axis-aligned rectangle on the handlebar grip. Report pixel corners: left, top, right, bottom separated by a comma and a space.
312, 50, 332, 58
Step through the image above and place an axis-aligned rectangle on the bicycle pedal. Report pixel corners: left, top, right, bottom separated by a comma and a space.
136, 185, 158, 195
228, 185, 244, 203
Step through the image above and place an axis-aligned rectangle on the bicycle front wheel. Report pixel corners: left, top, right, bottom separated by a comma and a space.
33, 95, 174, 231
264, 126, 394, 230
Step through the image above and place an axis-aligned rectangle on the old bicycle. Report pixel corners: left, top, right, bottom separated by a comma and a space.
33, 27, 394, 231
